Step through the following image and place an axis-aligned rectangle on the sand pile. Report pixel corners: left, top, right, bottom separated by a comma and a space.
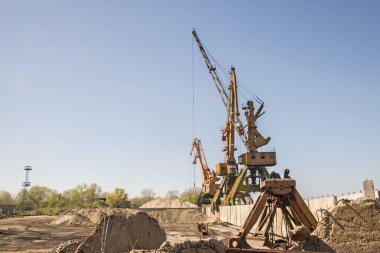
77, 208, 113, 224
313, 197, 380, 253
52, 211, 91, 225
148, 209, 209, 223
50, 240, 81, 253
130, 239, 226, 253
140, 196, 198, 209
51, 210, 166, 253
52, 208, 130, 225
76, 210, 166, 253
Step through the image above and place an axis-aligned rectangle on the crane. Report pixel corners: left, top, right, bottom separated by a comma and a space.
190, 138, 219, 206
192, 30, 277, 211
192, 30, 248, 148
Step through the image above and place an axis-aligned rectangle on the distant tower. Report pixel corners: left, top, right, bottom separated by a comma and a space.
21, 165, 32, 207
22, 165, 32, 190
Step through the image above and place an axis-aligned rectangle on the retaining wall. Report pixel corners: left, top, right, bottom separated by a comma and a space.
204, 182, 379, 227
306, 196, 337, 216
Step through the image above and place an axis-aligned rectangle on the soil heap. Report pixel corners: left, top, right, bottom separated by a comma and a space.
52, 211, 91, 225
140, 196, 198, 209
50, 209, 166, 253
148, 209, 210, 223
313, 197, 380, 253
130, 239, 226, 253
52, 208, 131, 225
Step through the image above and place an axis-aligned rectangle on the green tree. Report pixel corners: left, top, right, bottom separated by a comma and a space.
130, 197, 144, 208
28, 186, 54, 209
15, 190, 33, 211
106, 188, 129, 208
0, 190, 14, 205
82, 183, 102, 203
62, 183, 103, 209
180, 187, 201, 205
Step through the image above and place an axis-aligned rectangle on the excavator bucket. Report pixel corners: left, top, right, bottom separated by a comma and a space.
225, 178, 323, 253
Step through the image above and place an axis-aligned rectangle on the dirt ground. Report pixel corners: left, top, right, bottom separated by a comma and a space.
0, 212, 238, 253
0, 216, 94, 253
313, 197, 380, 253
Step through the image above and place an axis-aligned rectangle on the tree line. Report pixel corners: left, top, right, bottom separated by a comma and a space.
0, 184, 200, 215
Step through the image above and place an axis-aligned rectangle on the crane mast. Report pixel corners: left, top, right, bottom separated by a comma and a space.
224, 67, 238, 175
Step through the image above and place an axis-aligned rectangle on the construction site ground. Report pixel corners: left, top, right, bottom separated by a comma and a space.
0, 215, 93, 252
0, 211, 237, 253
0, 196, 378, 253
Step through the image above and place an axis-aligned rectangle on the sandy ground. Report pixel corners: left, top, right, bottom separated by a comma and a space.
0, 214, 238, 253
0, 216, 94, 253
162, 222, 237, 243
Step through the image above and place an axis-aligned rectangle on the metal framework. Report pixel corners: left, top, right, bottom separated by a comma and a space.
190, 138, 219, 206
227, 178, 318, 251
192, 30, 276, 212
192, 30, 249, 148
22, 165, 32, 189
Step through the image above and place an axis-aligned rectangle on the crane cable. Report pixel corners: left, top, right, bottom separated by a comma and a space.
192, 33, 196, 188
204, 46, 263, 105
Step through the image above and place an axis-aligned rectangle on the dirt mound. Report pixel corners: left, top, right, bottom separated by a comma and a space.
313, 197, 380, 253
289, 235, 335, 252
185, 201, 198, 208
130, 239, 226, 253
77, 208, 110, 224
140, 196, 198, 209
52, 208, 133, 225
52, 212, 91, 225
75, 210, 166, 253
148, 209, 209, 223
49, 240, 81, 253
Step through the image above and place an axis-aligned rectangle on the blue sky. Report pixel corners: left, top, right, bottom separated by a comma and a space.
0, 1, 379, 198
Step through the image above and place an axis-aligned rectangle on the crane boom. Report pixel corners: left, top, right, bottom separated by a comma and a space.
192, 30, 249, 148
190, 138, 218, 186
190, 138, 219, 206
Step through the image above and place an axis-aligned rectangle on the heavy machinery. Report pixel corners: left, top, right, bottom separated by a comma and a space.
227, 173, 318, 252
192, 30, 277, 212
192, 30, 320, 252
190, 138, 220, 206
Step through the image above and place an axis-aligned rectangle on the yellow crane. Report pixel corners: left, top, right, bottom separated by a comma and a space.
192, 30, 277, 211
190, 138, 219, 206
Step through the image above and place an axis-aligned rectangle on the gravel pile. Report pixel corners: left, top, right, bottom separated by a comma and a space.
140, 196, 198, 209
313, 197, 380, 253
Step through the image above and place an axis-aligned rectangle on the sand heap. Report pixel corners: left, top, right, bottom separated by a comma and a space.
52, 208, 129, 225
140, 196, 198, 209
50, 240, 81, 253
148, 209, 210, 223
131, 239, 226, 253
313, 197, 380, 253
140, 196, 217, 224
50, 209, 166, 253
51, 211, 91, 225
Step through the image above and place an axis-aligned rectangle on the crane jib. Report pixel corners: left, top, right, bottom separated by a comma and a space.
192, 30, 249, 148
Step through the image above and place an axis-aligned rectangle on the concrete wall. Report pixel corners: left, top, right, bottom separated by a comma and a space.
204, 181, 379, 227
336, 192, 364, 201
305, 196, 337, 218
219, 204, 253, 227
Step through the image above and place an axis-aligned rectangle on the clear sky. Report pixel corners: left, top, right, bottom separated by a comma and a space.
0, 1, 379, 198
